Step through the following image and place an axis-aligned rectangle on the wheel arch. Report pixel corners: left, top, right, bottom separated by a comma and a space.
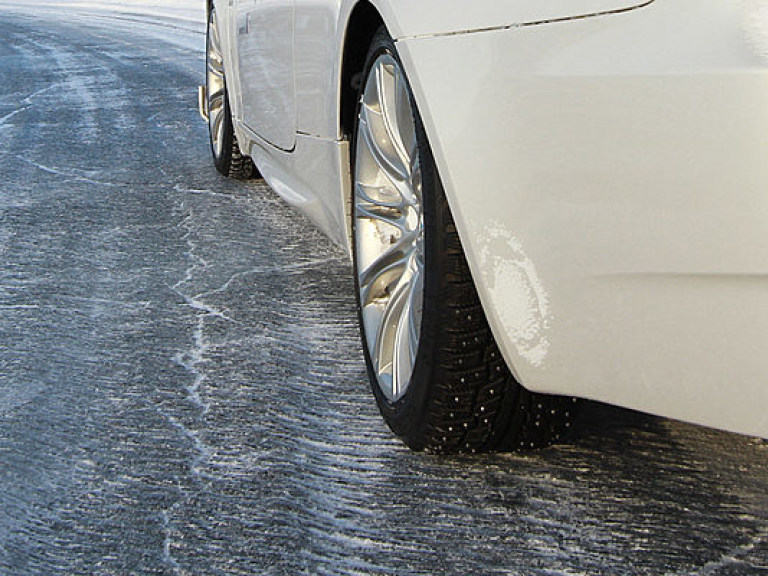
335, 1, 385, 251
339, 2, 385, 142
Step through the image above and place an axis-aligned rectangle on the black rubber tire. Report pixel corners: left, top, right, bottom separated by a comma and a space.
210, 98, 255, 180
206, 7, 256, 180
353, 28, 577, 454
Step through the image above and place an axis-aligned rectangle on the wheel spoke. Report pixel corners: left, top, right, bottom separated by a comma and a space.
360, 104, 408, 182
207, 60, 224, 79
392, 257, 423, 394
356, 181, 408, 210
377, 60, 416, 176
211, 104, 225, 157
406, 260, 423, 363
355, 194, 409, 237
355, 204, 408, 240
208, 86, 225, 106
359, 105, 420, 211
395, 71, 418, 167
359, 243, 413, 307
209, 10, 223, 60
372, 268, 414, 398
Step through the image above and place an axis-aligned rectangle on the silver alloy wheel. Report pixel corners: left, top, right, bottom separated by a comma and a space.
206, 8, 226, 159
355, 54, 425, 403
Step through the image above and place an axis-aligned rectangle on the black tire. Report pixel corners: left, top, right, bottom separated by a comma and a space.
206, 6, 256, 180
352, 28, 576, 454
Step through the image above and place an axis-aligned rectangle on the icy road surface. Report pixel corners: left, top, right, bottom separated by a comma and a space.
1, 4, 768, 575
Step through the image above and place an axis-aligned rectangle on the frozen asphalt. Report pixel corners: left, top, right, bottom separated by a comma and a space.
1, 7, 767, 575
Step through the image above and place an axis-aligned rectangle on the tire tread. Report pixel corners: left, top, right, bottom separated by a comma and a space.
419, 193, 575, 454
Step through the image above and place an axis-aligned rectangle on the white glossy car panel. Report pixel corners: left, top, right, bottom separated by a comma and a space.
244, 127, 352, 249
397, 0, 768, 438
233, 0, 297, 151
294, 0, 341, 139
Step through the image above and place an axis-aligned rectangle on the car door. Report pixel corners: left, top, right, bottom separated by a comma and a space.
233, 0, 296, 151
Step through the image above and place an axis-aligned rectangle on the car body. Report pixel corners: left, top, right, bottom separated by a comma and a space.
203, 0, 768, 444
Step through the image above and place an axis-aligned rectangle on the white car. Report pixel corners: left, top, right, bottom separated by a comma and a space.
199, 0, 768, 452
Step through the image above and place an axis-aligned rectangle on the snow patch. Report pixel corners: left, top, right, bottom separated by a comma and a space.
2, 0, 204, 25
2, 0, 206, 53
475, 221, 552, 368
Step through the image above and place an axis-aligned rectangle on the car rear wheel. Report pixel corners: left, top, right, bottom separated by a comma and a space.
352, 28, 575, 453
206, 6, 256, 180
